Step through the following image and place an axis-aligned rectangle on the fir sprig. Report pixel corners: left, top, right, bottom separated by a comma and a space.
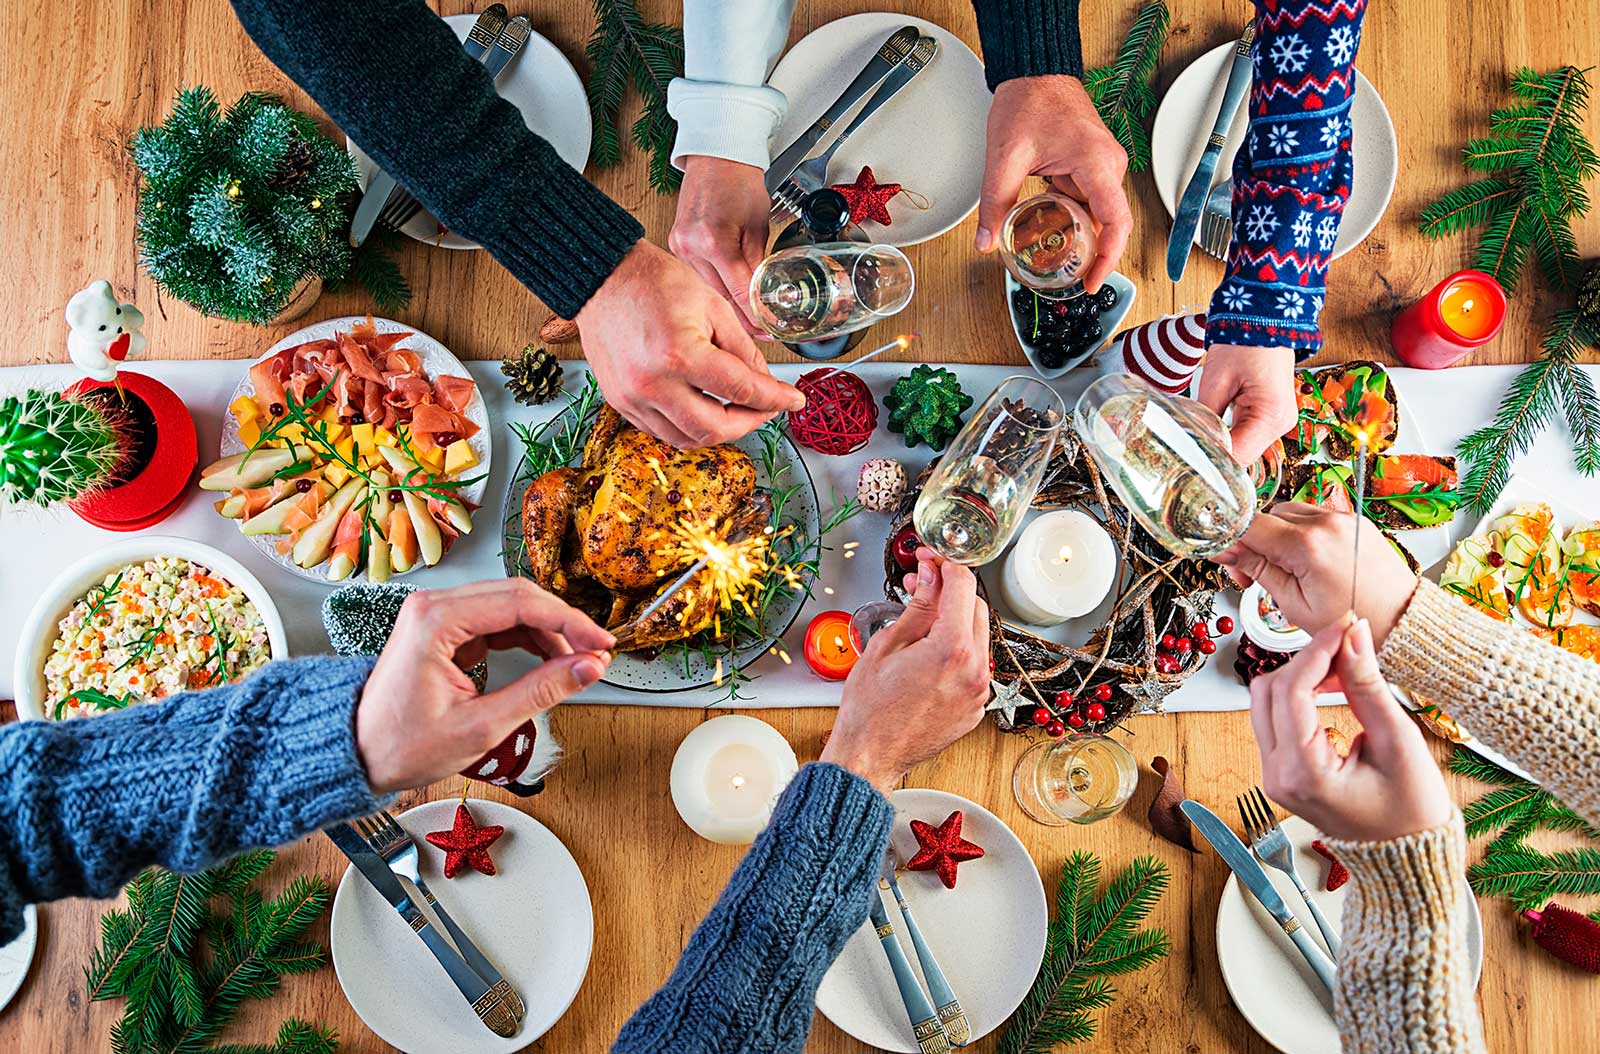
1082, 2, 1171, 172
1001, 853, 1170, 1054
1419, 66, 1599, 513
585, 0, 684, 194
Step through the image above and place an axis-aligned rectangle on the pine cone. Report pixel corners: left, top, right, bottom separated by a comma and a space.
502, 345, 564, 405
1578, 261, 1600, 329
268, 135, 315, 189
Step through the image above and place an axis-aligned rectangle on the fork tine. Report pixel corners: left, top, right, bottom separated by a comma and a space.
1253, 787, 1278, 828
1236, 795, 1256, 842
377, 810, 407, 842
353, 814, 379, 842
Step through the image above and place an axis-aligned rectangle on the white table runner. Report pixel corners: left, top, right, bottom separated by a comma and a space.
3, 359, 1593, 711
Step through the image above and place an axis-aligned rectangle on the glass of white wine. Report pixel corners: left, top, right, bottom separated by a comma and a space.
913, 376, 1065, 565
749, 242, 915, 343
999, 192, 1099, 300
1012, 734, 1138, 826
1074, 373, 1255, 558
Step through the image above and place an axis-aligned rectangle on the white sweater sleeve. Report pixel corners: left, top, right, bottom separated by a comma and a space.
667, 0, 797, 170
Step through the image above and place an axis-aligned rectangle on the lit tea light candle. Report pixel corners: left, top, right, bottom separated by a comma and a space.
999, 510, 1117, 626
1390, 269, 1507, 369
669, 715, 799, 844
802, 609, 858, 680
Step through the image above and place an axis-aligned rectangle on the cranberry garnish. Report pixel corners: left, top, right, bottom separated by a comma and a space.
585, 475, 602, 492
1487, 551, 1505, 568
666, 489, 683, 505
294, 478, 313, 493
268, 402, 285, 417
349, 411, 365, 425
435, 432, 460, 448
1299, 383, 1313, 395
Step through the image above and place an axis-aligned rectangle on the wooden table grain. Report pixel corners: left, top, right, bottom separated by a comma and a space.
2, 2, 1596, 1052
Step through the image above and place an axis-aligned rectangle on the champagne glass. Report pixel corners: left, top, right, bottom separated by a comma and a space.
999, 192, 1099, 300
749, 242, 915, 343
913, 376, 1064, 565
848, 599, 905, 654
1073, 373, 1255, 558
1012, 734, 1138, 826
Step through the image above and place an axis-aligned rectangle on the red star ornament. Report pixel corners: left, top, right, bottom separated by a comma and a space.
829, 165, 901, 226
905, 810, 985, 889
425, 803, 506, 878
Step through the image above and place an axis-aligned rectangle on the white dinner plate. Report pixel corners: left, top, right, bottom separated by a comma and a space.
346, 14, 592, 250
329, 798, 593, 1054
1152, 42, 1397, 259
766, 13, 990, 246
0, 906, 37, 1014
815, 789, 1047, 1051
1216, 815, 1482, 1054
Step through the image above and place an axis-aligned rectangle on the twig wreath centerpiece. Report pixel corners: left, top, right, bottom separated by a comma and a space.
883, 430, 1229, 734
132, 87, 409, 325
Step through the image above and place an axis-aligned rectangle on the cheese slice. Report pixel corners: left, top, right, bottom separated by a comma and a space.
444, 439, 478, 476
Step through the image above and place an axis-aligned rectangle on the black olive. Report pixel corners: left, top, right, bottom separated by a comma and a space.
294, 479, 313, 493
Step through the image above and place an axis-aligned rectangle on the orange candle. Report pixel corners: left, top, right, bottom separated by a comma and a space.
803, 609, 858, 681
1391, 269, 1507, 369
1439, 278, 1500, 340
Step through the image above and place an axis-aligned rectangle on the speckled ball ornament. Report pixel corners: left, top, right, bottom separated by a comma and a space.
856, 458, 907, 512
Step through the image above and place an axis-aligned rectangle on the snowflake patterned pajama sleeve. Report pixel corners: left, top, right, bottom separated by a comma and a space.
1206, 0, 1366, 358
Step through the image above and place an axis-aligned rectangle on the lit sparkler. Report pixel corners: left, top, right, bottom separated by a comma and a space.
812, 333, 918, 381
1349, 425, 1378, 613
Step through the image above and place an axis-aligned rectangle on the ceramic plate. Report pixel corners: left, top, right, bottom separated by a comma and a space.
1005, 272, 1137, 379
1217, 815, 1482, 1054
0, 906, 37, 1013
346, 15, 591, 250
220, 316, 491, 586
329, 799, 593, 1054
1152, 43, 1397, 259
815, 789, 1047, 1052
500, 386, 822, 693
766, 13, 989, 246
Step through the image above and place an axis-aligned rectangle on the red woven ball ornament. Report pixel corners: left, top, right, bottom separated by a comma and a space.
1523, 904, 1600, 973
788, 368, 877, 455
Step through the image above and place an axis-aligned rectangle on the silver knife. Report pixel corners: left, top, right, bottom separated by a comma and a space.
764, 25, 919, 195
1180, 801, 1338, 992
1165, 23, 1256, 281
325, 823, 519, 1038
866, 888, 949, 1054
884, 851, 968, 1046
349, 6, 512, 247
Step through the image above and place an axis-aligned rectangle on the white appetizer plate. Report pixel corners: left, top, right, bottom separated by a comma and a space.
1152, 42, 1397, 259
1005, 271, 1138, 379
767, 13, 990, 246
816, 788, 1047, 1051
330, 798, 593, 1054
0, 906, 37, 1013
1217, 815, 1482, 1054
347, 15, 591, 250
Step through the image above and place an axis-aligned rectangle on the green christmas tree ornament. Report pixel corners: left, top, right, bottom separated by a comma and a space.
883, 365, 973, 449
0, 389, 128, 508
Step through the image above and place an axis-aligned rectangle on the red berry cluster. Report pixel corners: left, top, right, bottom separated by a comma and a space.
1155, 617, 1235, 674
1031, 684, 1113, 738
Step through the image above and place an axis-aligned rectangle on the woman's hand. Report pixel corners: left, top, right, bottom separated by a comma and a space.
823, 551, 993, 792
1251, 616, 1454, 842
669, 156, 772, 336
356, 579, 615, 794
1197, 344, 1298, 465
1214, 502, 1418, 644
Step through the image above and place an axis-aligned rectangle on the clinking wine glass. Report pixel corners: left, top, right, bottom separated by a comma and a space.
1073, 373, 1255, 558
913, 376, 1065, 565
1012, 734, 1138, 826
749, 242, 915, 344
999, 192, 1099, 301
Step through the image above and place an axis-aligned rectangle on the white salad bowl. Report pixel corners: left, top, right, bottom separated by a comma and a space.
13, 536, 288, 722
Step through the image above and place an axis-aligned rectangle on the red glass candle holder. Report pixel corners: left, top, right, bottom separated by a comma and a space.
66, 371, 198, 531
1390, 269, 1507, 369
803, 609, 858, 681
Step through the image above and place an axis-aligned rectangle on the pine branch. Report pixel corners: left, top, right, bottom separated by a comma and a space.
1447, 746, 1525, 786
1469, 843, 1600, 911
1083, 2, 1171, 172
585, 0, 684, 193
1461, 784, 1548, 839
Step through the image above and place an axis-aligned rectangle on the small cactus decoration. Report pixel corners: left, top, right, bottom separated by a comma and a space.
0, 389, 129, 508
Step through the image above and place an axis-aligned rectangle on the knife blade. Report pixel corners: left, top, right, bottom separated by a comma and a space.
764, 25, 920, 195
1165, 23, 1256, 281
326, 824, 517, 1037
866, 888, 949, 1054
1180, 801, 1338, 992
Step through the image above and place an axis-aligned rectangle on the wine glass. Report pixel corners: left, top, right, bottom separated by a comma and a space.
749, 242, 915, 343
913, 376, 1065, 565
998, 192, 1099, 300
1073, 373, 1255, 558
848, 599, 905, 655
1012, 734, 1138, 826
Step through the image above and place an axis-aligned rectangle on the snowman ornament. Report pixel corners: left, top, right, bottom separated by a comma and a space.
65, 280, 146, 383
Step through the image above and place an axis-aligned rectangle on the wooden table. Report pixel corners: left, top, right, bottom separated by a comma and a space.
2, 2, 1597, 1051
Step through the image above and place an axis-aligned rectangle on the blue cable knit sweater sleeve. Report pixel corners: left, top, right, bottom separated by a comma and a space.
0, 656, 381, 944
1206, 0, 1367, 358
614, 762, 895, 1054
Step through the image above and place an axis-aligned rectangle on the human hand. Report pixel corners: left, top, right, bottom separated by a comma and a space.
576, 239, 804, 448
669, 156, 772, 336
823, 551, 993, 792
1214, 503, 1417, 644
1251, 616, 1454, 842
975, 75, 1131, 293
1197, 344, 1298, 464
356, 579, 615, 795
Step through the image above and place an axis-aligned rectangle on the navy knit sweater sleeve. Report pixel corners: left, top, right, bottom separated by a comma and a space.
971, 0, 1085, 89
614, 763, 895, 1054
230, 0, 644, 320
0, 656, 381, 944
1206, 0, 1367, 358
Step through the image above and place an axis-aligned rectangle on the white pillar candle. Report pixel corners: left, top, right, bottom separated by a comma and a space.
999, 510, 1118, 626
670, 715, 800, 844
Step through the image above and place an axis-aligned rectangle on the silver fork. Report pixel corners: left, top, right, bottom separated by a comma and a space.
1198, 180, 1233, 259
354, 811, 526, 1026
376, 190, 422, 234
1238, 788, 1342, 957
